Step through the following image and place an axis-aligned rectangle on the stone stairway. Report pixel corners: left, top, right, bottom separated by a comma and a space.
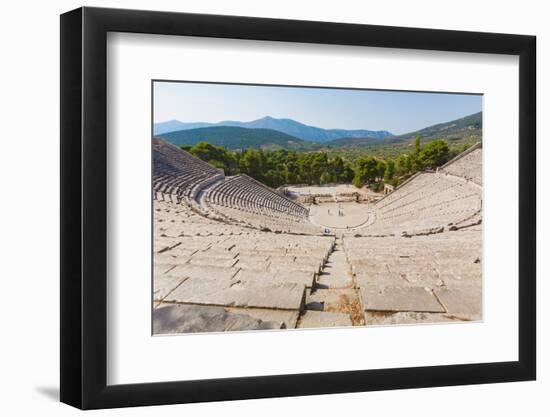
296, 238, 365, 328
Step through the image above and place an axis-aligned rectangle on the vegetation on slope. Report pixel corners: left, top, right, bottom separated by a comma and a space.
159, 126, 318, 151
182, 137, 473, 190
327, 111, 482, 156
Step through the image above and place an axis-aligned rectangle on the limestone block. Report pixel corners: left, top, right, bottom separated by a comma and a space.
154, 254, 191, 266
225, 307, 299, 329
360, 285, 445, 313
305, 289, 358, 312
268, 263, 319, 275
198, 248, 239, 259
236, 269, 315, 287
153, 304, 283, 334
153, 275, 188, 301
350, 261, 390, 274
165, 277, 306, 310
365, 311, 464, 326
188, 256, 238, 268
235, 259, 271, 271
167, 264, 239, 281
434, 286, 482, 318
316, 272, 353, 289
297, 310, 353, 328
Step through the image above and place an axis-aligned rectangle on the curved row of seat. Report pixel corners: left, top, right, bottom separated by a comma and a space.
153, 138, 223, 202
355, 144, 482, 235
204, 174, 309, 221
152, 138, 320, 234
440, 145, 482, 185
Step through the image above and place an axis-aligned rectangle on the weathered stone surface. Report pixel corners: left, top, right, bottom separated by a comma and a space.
154, 263, 177, 276
268, 262, 319, 275
154, 237, 182, 253
153, 275, 187, 302
163, 247, 198, 258
225, 307, 299, 329
355, 272, 405, 288
235, 259, 271, 271
236, 269, 315, 287
434, 286, 482, 318
305, 289, 357, 312
399, 271, 442, 286
164, 277, 306, 310
188, 256, 238, 268
167, 264, 239, 281
154, 254, 191, 266
199, 248, 239, 259
360, 285, 445, 312
297, 310, 353, 328
153, 304, 283, 334
350, 261, 390, 274
364, 311, 465, 326
316, 272, 353, 289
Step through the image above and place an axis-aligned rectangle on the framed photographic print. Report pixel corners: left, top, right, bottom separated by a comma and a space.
60, 7, 536, 409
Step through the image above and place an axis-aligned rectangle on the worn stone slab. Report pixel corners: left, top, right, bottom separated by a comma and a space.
162, 247, 198, 258
235, 259, 271, 271
360, 286, 445, 313
188, 256, 238, 268
153, 304, 283, 334
167, 264, 239, 281
153, 276, 188, 302
154, 254, 191, 266
294, 256, 324, 267
305, 289, 358, 312
439, 271, 481, 287
165, 277, 306, 310
316, 272, 353, 289
398, 271, 443, 287
225, 307, 299, 329
197, 249, 239, 259
350, 261, 390, 274
236, 269, 315, 287
154, 238, 182, 253
355, 272, 405, 288
237, 254, 270, 262
154, 263, 177, 276
387, 263, 438, 274
297, 310, 353, 328
364, 311, 464, 326
434, 286, 482, 318
268, 263, 319, 275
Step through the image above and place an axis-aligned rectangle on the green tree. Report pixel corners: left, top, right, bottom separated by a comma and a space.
384, 159, 396, 183
414, 134, 422, 155
329, 156, 345, 182
418, 140, 450, 169
353, 156, 379, 187
396, 154, 412, 176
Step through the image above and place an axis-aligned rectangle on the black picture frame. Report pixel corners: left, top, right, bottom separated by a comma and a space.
60, 6, 536, 410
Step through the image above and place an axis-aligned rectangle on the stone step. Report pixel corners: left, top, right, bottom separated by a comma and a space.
153, 303, 283, 334
305, 288, 358, 312
164, 277, 306, 310
297, 310, 352, 328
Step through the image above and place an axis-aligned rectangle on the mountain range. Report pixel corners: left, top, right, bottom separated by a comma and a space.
155, 112, 482, 151
159, 126, 317, 151
331, 112, 482, 148
154, 116, 393, 143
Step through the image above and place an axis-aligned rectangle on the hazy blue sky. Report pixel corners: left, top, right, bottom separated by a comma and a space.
154, 81, 482, 135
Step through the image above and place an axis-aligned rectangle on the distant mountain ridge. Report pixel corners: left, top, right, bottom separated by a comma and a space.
330, 112, 482, 148
154, 116, 393, 142
157, 126, 317, 151
155, 112, 482, 152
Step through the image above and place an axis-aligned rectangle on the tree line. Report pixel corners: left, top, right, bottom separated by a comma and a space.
182, 136, 471, 191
